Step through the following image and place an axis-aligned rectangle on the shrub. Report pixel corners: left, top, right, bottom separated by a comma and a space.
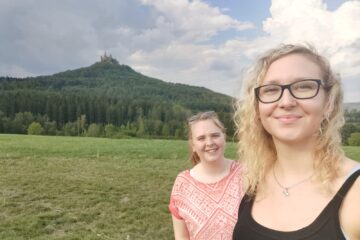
348, 132, 360, 146
104, 124, 116, 138
27, 122, 44, 135
87, 123, 103, 137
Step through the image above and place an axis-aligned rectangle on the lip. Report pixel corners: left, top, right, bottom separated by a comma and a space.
205, 148, 218, 153
274, 114, 302, 123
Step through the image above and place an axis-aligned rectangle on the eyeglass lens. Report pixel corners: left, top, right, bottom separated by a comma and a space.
256, 80, 321, 103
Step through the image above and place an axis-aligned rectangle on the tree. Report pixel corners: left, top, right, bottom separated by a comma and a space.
63, 122, 77, 136
0, 111, 5, 132
1, 117, 14, 133
104, 124, 116, 138
87, 123, 103, 137
27, 122, 44, 135
43, 121, 57, 135
14, 112, 34, 134
348, 132, 360, 146
77, 114, 87, 135
137, 117, 145, 136
341, 123, 358, 145
161, 123, 170, 137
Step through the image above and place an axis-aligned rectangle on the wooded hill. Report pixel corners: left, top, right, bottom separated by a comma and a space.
0, 56, 235, 138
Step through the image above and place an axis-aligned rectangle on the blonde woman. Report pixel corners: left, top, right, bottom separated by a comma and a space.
169, 111, 243, 239
232, 44, 360, 239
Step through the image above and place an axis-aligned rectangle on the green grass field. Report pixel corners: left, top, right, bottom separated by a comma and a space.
1, 134, 359, 240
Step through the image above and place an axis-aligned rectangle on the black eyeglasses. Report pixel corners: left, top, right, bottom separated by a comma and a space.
255, 79, 324, 103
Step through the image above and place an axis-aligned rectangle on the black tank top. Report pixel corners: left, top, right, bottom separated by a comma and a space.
233, 169, 360, 240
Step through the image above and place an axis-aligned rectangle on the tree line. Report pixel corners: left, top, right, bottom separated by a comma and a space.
0, 92, 359, 145
0, 90, 235, 140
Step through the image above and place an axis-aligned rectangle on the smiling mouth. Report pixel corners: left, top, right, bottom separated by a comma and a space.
205, 148, 218, 153
275, 115, 301, 123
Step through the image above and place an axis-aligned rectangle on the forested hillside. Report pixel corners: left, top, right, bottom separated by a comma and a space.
0, 56, 235, 138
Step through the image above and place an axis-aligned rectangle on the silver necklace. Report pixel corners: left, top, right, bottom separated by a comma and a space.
273, 167, 314, 197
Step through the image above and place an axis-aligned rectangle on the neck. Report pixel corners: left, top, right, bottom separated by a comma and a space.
272, 139, 315, 177
198, 157, 229, 175
193, 158, 231, 183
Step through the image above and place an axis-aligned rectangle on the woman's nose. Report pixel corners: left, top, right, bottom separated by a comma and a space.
205, 138, 214, 146
278, 89, 296, 108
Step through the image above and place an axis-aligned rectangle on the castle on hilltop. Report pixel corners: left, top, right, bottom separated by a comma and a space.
100, 52, 118, 64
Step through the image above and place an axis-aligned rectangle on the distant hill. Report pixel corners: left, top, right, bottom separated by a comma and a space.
0, 55, 235, 138
1, 56, 232, 111
344, 102, 360, 111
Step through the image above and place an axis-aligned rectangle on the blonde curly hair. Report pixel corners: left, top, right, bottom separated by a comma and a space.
234, 43, 345, 196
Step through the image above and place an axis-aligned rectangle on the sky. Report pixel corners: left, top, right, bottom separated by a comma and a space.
0, 0, 359, 102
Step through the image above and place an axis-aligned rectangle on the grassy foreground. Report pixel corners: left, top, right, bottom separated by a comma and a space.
0, 134, 359, 240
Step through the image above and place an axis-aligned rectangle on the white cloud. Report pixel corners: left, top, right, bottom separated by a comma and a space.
261, 0, 360, 77
0, 0, 160, 75
342, 75, 360, 103
129, 40, 249, 96
127, 0, 360, 102
139, 0, 253, 43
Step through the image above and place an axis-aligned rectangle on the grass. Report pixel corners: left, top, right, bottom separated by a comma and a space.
0, 134, 359, 239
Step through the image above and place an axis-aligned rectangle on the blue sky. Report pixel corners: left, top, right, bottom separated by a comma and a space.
0, 0, 359, 102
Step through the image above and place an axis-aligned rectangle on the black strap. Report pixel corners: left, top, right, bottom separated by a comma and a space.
333, 169, 360, 206
237, 193, 252, 216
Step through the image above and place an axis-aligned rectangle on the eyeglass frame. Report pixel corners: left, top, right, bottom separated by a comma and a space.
254, 79, 325, 104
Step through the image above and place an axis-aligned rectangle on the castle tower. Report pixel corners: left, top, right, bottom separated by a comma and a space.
99, 52, 119, 64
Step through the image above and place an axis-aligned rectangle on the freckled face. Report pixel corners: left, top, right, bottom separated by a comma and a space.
190, 119, 226, 163
258, 53, 327, 145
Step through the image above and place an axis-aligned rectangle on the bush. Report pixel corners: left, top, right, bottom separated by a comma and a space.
104, 124, 116, 138
341, 123, 358, 145
27, 122, 44, 135
63, 122, 77, 136
87, 123, 103, 137
348, 132, 360, 146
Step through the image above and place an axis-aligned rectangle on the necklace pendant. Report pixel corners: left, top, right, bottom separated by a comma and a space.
282, 188, 289, 197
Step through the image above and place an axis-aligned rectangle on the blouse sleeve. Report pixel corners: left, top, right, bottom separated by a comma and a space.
168, 174, 183, 220
169, 195, 183, 219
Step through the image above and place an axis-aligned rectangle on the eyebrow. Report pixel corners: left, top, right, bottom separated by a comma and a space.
195, 131, 221, 137
262, 78, 316, 85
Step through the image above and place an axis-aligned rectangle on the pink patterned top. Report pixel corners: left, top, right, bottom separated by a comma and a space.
169, 161, 243, 240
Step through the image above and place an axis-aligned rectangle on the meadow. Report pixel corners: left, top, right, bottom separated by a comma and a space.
0, 134, 359, 240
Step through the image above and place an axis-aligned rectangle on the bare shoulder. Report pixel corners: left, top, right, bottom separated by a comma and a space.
339, 158, 360, 239
341, 157, 360, 174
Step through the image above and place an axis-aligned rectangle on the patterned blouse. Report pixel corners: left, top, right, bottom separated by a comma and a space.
169, 161, 243, 239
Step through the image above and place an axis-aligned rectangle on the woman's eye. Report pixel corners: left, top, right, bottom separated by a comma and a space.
297, 83, 315, 90
263, 86, 280, 94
